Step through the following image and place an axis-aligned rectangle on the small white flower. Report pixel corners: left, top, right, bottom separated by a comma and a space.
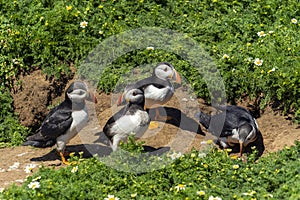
198, 152, 207, 158
242, 192, 251, 196
209, 196, 222, 200
175, 184, 186, 191
12, 58, 20, 65
257, 31, 266, 37
291, 18, 298, 24
157, 156, 163, 161
99, 30, 104, 34
71, 166, 78, 173
222, 54, 229, 59
24, 163, 37, 173
242, 190, 256, 196
254, 58, 263, 66
0, 188, 4, 193
80, 21, 88, 28
146, 46, 154, 50
104, 194, 119, 200
169, 152, 183, 160
268, 31, 274, 34
27, 181, 40, 190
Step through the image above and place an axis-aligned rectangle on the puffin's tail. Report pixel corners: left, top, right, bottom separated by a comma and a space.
22, 131, 56, 148
194, 111, 211, 130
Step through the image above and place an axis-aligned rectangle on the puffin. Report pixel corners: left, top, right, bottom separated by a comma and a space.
23, 81, 97, 164
103, 88, 150, 151
120, 62, 181, 128
195, 105, 264, 157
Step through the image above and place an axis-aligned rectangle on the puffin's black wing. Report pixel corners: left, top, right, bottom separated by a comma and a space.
103, 105, 128, 137
23, 101, 73, 147
213, 106, 255, 137
128, 76, 171, 90
40, 107, 73, 140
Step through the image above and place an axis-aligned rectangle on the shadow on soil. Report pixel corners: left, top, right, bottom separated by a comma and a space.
148, 106, 205, 136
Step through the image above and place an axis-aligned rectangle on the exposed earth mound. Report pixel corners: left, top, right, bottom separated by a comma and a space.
1, 72, 300, 189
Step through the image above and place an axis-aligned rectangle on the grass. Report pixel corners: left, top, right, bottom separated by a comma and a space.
1, 140, 300, 199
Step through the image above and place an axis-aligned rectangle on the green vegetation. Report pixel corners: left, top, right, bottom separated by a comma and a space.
0, 0, 299, 198
1, 140, 300, 199
0, 0, 299, 145
0, 87, 28, 147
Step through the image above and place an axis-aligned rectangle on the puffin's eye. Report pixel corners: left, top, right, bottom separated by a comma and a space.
163, 67, 168, 72
132, 91, 137, 96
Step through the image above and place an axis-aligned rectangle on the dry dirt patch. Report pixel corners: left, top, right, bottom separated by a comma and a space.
1, 75, 300, 189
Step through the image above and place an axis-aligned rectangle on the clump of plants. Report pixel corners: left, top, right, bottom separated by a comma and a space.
1, 140, 300, 199
0, 0, 299, 151
0, 87, 28, 147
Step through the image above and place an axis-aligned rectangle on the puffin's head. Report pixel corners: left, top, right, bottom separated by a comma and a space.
239, 124, 257, 146
234, 123, 257, 156
154, 62, 181, 84
117, 88, 145, 106
66, 81, 97, 103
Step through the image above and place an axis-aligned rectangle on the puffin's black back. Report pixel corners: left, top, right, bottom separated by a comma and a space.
125, 75, 171, 92
196, 106, 257, 137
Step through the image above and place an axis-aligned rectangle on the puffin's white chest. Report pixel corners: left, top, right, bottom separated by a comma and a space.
144, 85, 174, 107
56, 106, 89, 151
111, 109, 150, 138
71, 106, 89, 132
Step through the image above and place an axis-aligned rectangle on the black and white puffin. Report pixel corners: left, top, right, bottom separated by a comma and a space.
23, 81, 97, 164
120, 62, 181, 128
103, 88, 150, 151
195, 105, 264, 157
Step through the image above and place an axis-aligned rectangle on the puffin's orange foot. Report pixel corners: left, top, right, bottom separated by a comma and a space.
58, 151, 77, 165
148, 121, 159, 129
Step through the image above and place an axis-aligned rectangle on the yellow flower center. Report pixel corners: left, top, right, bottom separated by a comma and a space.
66, 5, 72, 11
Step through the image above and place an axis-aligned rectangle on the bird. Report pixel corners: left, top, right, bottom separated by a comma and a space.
22, 81, 97, 165
195, 105, 264, 157
103, 88, 150, 152
120, 62, 181, 129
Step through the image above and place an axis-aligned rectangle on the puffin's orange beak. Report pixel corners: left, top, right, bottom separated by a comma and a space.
117, 93, 126, 106
173, 70, 181, 84
88, 92, 97, 103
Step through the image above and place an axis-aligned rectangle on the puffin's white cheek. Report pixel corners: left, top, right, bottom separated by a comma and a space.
67, 93, 73, 100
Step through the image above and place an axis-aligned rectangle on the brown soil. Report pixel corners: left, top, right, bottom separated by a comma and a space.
1, 72, 300, 189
